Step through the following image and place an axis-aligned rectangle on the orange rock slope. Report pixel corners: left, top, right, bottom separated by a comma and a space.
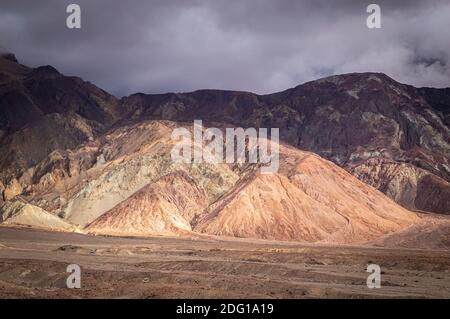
82, 127, 419, 244
86, 172, 208, 236
195, 145, 419, 244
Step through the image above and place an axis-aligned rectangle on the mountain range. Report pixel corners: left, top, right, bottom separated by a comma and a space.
1, 52, 449, 246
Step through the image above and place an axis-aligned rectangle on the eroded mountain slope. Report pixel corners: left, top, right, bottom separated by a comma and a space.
195, 145, 418, 244
121, 73, 450, 213
0, 54, 121, 192
0, 119, 421, 244
86, 172, 208, 236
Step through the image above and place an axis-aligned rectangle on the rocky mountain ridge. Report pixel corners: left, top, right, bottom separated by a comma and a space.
119, 73, 450, 214
0, 53, 449, 246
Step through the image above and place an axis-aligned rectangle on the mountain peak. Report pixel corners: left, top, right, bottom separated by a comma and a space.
0, 47, 18, 63
0, 52, 18, 63
32, 65, 61, 76
313, 72, 395, 86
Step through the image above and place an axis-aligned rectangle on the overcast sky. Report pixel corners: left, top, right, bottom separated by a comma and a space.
1, 0, 449, 97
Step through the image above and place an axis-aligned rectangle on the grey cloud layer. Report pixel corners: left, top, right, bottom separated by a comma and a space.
0, 0, 449, 96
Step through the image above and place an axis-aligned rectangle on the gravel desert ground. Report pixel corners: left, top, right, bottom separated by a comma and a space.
0, 227, 449, 299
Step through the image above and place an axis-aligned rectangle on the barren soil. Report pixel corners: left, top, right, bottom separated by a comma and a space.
0, 227, 449, 298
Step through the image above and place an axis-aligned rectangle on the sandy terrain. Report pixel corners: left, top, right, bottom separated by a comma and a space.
0, 227, 449, 299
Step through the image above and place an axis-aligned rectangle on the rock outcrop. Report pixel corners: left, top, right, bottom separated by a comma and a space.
2, 178, 22, 201
0, 54, 122, 186
350, 159, 450, 214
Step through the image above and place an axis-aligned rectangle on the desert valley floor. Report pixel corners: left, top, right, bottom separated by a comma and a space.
0, 227, 449, 298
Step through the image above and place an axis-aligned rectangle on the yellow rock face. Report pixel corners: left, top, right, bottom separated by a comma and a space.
0, 200, 74, 231
3, 178, 22, 201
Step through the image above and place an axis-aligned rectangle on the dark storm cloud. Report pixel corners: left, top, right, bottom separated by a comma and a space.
0, 0, 449, 96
